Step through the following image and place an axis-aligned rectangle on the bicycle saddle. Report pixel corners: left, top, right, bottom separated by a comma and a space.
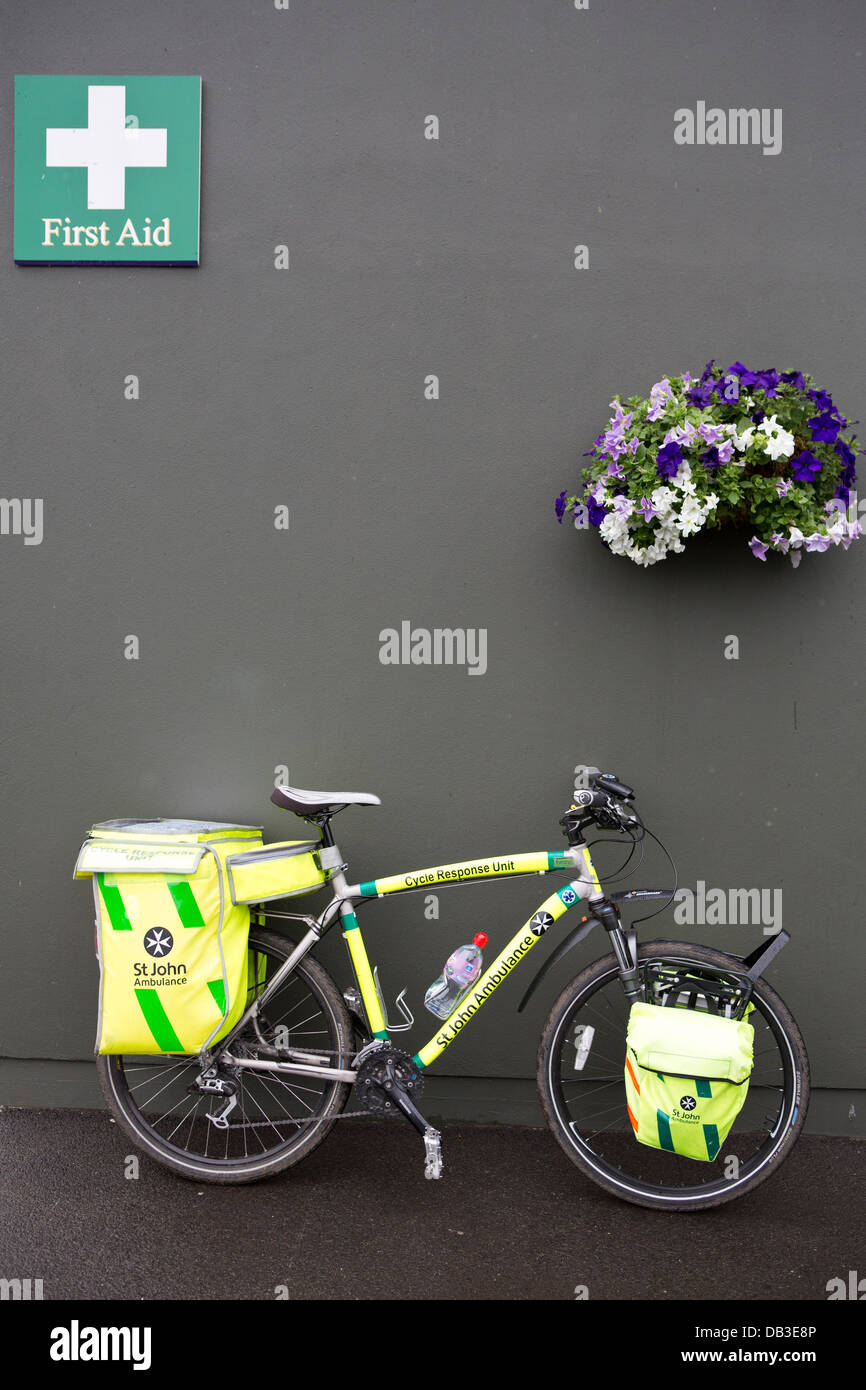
270, 784, 381, 816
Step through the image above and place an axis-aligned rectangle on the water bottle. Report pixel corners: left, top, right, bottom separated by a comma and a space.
424, 933, 488, 1019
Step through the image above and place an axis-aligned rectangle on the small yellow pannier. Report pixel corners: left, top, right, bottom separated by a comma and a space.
225, 840, 327, 905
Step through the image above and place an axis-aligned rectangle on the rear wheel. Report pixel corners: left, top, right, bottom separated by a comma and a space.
97, 928, 352, 1184
537, 940, 809, 1210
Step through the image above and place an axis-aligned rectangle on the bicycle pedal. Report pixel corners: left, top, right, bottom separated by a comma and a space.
423, 1126, 443, 1180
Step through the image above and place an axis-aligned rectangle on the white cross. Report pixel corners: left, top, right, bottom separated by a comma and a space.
45, 85, 167, 210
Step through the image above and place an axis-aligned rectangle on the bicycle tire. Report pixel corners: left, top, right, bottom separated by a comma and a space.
537, 939, 809, 1211
96, 928, 352, 1184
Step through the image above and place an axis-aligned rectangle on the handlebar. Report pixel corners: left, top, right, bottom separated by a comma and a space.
561, 769, 640, 841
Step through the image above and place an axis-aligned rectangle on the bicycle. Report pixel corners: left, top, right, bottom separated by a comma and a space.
96, 770, 810, 1210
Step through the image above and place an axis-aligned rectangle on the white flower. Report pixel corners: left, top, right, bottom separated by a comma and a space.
705, 492, 719, 511
673, 462, 696, 494
763, 428, 795, 461
650, 486, 675, 513
734, 426, 755, 452
677, 495, 708, 536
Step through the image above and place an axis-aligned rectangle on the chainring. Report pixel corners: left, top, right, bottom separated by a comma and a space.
355, 1042, 424, 1115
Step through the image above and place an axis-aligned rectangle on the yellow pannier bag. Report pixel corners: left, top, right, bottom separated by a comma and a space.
75, 819, 263, 1056
225, 840, 327, 905
624, 1001, 754, 1162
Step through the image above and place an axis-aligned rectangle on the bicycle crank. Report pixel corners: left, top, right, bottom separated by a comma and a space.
354, 1041, 444, 1180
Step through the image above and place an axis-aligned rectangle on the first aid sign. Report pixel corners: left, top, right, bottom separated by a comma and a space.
14, 75, 201, 265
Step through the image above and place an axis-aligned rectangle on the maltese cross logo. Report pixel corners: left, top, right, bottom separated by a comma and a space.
530, 912, 554, 937
679, 1094, 697, 1111
144, 927, 174, 957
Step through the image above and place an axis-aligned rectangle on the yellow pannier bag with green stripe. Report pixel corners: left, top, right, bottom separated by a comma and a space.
75, 820, 263, 1056
624, 1001, 754, 1162
225, 840, 327, 904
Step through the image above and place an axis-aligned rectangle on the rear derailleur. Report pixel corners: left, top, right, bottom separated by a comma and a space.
354, 1040, 443, 1180
189, 1065, 239, 1130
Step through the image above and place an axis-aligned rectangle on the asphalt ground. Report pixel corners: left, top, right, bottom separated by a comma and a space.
1, 1107, 863, 1304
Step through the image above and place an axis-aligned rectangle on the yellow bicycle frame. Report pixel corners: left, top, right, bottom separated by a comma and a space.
338, 847, 604, 1068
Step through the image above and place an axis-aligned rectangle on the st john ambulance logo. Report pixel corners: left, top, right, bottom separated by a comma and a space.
530, 911, 554, 937
144, 927, 174, 958
680, 1094, 697, 1111
14, 75, 202, 265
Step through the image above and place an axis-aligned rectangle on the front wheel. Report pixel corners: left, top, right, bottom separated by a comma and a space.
537, 940, 809, 1211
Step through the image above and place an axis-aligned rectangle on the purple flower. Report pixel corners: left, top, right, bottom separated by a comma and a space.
770, 532, 785, 548
587, 499, 607, 527
555, 490, 568, 523
835, 439, 857, 488
751, 410, 765, 424
686, 384, 713, 408
791, 450, 823, 482
808, 388, 835, 413
776, 478, 792, 498
808, 410, 842, 444
714, 372, 740, 402
606, 460, 625, 479
749, 537, 769, 561
804, 534, 832, 553
700, 359, 716, 383
834, 485, 850, 508
781, 370, 805, 389
726, 362, 749, 377
656, 441, 683, 479
699, 446, 722, 471
638, 496, 659, 523
754, 369, 780, 396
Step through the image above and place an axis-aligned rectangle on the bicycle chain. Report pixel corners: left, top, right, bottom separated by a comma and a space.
218, 1045, 371, 1131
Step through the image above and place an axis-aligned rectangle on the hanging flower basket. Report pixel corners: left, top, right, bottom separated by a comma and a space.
556, 363, 861, 566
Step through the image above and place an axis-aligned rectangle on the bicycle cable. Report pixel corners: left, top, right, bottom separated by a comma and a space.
626, 824, 678, 925
584, 828, 645, 886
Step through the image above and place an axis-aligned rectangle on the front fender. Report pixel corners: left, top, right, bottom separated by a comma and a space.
516, 914, 599, 1013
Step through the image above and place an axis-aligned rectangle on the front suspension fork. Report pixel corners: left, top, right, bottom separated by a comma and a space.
594, 902, 642, 1001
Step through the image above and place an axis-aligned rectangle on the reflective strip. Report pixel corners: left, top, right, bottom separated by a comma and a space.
168, 880, 205, 929
96, 874, 132, 931
703, 1124, 720, 1160
656, 1109, 676, 1151
626, 1102, 639, 1133
625, 1056, 641, 1094
207, 978, 226, 1014
696, 1077, 713, 1099
134, 988, 184, 1051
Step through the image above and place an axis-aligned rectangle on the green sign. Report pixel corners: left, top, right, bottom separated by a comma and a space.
14, 75, 201, 265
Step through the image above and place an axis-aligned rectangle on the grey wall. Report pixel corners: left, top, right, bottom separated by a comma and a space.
2, 0, 864, 1126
